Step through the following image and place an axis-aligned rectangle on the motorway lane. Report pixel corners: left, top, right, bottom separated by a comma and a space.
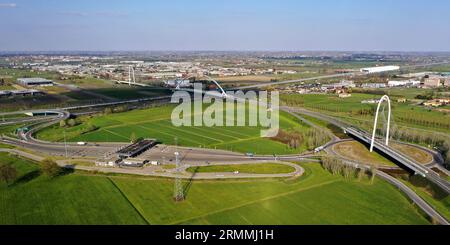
0, 148, 304, 180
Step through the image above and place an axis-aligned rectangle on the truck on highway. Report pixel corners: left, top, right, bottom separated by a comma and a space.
77, 142, 87, 146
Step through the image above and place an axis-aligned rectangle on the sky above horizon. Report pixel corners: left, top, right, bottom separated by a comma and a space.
1, 0, 450, 52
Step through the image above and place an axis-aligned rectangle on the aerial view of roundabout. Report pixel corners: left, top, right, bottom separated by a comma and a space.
1, 80, 449, 225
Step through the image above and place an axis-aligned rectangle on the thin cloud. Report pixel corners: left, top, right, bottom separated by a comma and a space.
58, 11, 88, 17
58, 10, 128, 18
0, 3, 16, 8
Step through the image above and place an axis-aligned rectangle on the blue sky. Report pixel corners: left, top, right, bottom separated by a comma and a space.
0, 0, 449, 51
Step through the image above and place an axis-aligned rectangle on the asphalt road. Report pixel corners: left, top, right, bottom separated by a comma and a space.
0, 148, 304, 180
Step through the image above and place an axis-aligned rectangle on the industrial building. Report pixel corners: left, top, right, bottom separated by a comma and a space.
387, 80, 421, 87
120, 158, 148, 167
444, 77, 450, 87
423, 77, 442, 88
360, 66, 400, 74
17, 78, 54, 87
361, 83, 386, 89
0, 89, 44, 98
95, 156, 121, 167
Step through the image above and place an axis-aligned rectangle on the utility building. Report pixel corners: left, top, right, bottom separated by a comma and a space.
116, 139, 157, 158
360, 66, 400, 74
17, 78, 54, 87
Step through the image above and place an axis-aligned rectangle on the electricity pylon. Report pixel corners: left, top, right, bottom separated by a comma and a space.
173, 151, 184, 202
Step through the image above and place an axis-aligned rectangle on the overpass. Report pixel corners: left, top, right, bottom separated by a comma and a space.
345, 127, 450, 194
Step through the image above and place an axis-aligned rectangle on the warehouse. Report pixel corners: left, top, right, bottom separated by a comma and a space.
360, 66, 400, 74
17, 78, 54, 86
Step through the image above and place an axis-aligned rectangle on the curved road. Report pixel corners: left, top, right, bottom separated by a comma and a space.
0, 148, 303, 180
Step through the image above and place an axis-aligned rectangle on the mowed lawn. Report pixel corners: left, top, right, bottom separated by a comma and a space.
186, 163, 296, 174
112, 163, 429, 225
0, 153, 429, 225
0, 153, 147, 225
36, 104, 311, 155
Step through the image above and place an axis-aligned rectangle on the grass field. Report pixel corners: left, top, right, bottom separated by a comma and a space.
397, 175, 450, 222
391, 143, 433, 165
36, 104, 312, 155
332, 141, 396, 167
0, 152, 147, 224
0, 153, 429, 224
84, 87, 172, 100
186, 163, 296, 174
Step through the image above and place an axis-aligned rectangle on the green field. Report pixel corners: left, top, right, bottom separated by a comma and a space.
36, 104, 313, 155
186, 163, 296, 174
399, 175, 450, 222
281, 92, 450, 133
0, 152, 147, 224
63, 87, 172, 101
0, 153, 429, 224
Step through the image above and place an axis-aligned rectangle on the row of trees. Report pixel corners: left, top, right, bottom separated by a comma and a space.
271, 129, 304, 149
0, 158, 62, 187
321, 156, 376, 182
396, 114, 450, 130
59, 118, 79, 128
389, 125, 450, 169
304, 128, 330, 150
271, 127, 330, 151
281, 96, 305, 107
104, 105, 130, 115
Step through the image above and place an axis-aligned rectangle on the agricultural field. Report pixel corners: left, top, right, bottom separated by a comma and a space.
0, 154, 429, 224
85, 87, 172, 100
36, 104, 315, 155
186, 163, 296, 174
0, 152, 147, 224
63, 87, 172, 101
281, 92, 450, 133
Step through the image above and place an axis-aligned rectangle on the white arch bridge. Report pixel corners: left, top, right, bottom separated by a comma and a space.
343, 95, 450, 194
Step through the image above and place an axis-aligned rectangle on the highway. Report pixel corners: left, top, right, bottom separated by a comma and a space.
345, 127, 450, 194
0, 148, 304, 180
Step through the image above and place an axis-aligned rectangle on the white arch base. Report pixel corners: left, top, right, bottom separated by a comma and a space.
370, 95, 391, 152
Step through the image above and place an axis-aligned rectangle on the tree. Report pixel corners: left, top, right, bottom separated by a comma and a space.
369, 167, 376, 183
40, 159, 61, 178
67, 119, 77, 127
0, 164, 17, 185
104, 107, 113, 115
357, 168, 366, 181
130, 132, 137, 143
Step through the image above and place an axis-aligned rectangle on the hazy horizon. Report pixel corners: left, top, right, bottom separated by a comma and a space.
1, 0, 450, 52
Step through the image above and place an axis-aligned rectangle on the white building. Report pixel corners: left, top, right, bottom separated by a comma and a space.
360, 66, 400, 74
361, 83, 386, 89
164, 79, 192, 88
387, 80, 420, 87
